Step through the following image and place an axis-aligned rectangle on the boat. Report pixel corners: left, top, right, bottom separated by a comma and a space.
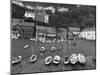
45, 40, 51, 43
30, 55, 37, 63
11, 56, 22, 64
52, 39, 56, 43
44, 56, 53, 65
63, 55, 69, 64
24, 44, 29, 49
57, 40, 61, 43
78, 53, 86, 64
40, 47, 46, 52
53, 55, 61, 64
69, 53, 78, 64
51, 46, 56, 51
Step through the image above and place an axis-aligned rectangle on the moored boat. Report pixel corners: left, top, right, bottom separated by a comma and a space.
11, 56, 22, 64
30, 55, 37, 63
53, 55, 61, 64
69, 53, 78, 64
44, 56, 53, 65
63, 55, 70, 65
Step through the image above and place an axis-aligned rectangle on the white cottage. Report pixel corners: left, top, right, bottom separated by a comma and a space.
79, 28, 96, 40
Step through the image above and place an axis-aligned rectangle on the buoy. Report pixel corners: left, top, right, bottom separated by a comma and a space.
69, 54, 78, 64
30, 55, 37, 63
53, 55, 61, 64
45, 56, 53, 65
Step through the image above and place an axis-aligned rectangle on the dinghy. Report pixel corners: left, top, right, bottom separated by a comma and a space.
40, 47, 46, 52
11, 56, 22, 64
45, 56, 53, 65
30, 55, 37, 63
78, 54, 86, 64
51, 46, 56, 51
69, 53, 78, 64
24, 44, 29, 49
53, 55, 61, 64
63, 55, 69, 65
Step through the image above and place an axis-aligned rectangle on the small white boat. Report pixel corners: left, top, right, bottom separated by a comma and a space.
57, 40, 61, 43
52, 40, 56, 43
78, 54, 86, 64
30, 38, 35, 41
42, 40, 45, 43
40, 53, 43, 56
48, 40, 52, 43
51, 46, 56, 51
63, 55, 69, 64
24, 44, 29, 49
11, 56, 22, 64
69, 53, 78, 64
40, 47, 46, 52
53, 55, 61, 64
45, 56, 53, 65
30, 55, 37, 63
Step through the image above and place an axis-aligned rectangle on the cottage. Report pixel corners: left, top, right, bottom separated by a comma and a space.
79, 28, 96, 40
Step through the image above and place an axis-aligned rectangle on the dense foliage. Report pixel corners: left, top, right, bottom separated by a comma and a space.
12, 2, 96, 30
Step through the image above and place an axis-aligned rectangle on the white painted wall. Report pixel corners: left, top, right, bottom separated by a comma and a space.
79, 31, 96, 40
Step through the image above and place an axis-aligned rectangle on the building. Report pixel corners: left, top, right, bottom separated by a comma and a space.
69, 27, 80, 33
24, 11, 35, 20
79, 27, 96, 40
24, 10, 49, 23
11, 18, 24, 26
12, 18, 36, 39
57, 28, 67, 40
68, 27, 80, 39
12, 18, 56, 40
36, 25, 56, 39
